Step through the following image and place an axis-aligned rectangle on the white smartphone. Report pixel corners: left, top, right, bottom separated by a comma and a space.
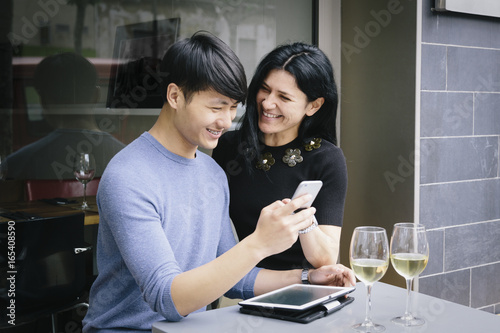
291, 180, 323, 209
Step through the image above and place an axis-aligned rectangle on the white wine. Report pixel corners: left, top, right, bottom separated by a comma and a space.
391, 253, 428, 279
351, 258, 389, 284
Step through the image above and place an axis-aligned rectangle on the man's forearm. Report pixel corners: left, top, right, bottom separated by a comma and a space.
170, 234, 265, 316
253, 268, 302, 296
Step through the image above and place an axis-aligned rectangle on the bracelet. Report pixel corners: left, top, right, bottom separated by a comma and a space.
298, 215, 318, 234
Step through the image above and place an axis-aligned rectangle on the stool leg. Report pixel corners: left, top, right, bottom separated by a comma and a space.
51, 313, 57, 333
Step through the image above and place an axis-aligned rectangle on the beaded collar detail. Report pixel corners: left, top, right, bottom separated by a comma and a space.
304, 138, 322, 151
283, 148, 303, 167
255, 152, 275, 171
255, 138, 322, 171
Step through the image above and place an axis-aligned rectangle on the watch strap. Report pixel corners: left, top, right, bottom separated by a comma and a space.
301, 268, 310, 284
298, 215, 319, 234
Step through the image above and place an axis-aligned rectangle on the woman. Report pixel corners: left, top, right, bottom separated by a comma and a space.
212, 42, 347, 270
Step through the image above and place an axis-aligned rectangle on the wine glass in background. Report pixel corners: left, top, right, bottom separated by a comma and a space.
390, 223, 429, 326
350, 226, 390, 332
73, 153, 96, 210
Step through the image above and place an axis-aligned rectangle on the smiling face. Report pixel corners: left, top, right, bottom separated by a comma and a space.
151, 84, 239, 158
257, 69, 322, 146
175, 88, 238, 152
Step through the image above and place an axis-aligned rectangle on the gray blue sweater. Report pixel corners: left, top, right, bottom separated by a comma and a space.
83, 132, 259, 332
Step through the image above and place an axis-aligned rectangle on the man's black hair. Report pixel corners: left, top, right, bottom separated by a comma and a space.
160, 31, 247, 104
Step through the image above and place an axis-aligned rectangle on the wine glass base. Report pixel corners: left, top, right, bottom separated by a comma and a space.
391, 315, 425, 327
80, 202, 90, 211
352, 322, 385, 332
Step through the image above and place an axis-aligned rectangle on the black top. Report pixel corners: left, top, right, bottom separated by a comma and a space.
212, 130, 348, 270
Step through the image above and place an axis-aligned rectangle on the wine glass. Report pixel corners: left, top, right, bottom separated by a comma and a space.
390, 223, 429, 326
349, 226, 390, 332
73, 153, 96, 210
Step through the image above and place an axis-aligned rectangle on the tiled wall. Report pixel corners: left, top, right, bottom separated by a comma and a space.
418, 2, 500, 313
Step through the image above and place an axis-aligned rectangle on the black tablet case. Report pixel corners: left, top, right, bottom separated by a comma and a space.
239, 296, 354, 324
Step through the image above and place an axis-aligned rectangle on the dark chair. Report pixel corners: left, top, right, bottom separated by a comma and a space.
24, 178, 100, 201
0, 213, 91, 332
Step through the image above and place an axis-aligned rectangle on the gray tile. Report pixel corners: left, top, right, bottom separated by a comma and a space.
445, 221, 500, 271
420, 137, 498, 184
421, 1, 500, 49
479, 306, 495, 314
475, 93, 500, 135
419, 270, 470, 306
447, 47, 500, 92
421, 44, 446, 91
420, 92, 473, 137
420, 179, 500, 229
421, 229, 444, 276
471, 262, 500, 308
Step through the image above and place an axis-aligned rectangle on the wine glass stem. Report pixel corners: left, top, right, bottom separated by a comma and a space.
364, 283, 373, 325
83, 183, 87, 206
405, 278, 413, 319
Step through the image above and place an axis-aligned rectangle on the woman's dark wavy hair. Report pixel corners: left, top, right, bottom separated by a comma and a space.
160, 31, 247, 105
238, 42, 338, 167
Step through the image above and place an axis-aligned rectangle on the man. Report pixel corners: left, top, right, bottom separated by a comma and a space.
83, 32, 355, 332
4, 52, 124, 180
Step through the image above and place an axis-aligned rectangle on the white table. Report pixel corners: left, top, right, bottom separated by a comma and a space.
153, 282, 500, 333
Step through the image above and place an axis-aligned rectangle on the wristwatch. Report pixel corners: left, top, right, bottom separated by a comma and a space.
301, 268, 310, 284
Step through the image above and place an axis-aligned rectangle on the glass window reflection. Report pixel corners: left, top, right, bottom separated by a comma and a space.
1, 0, 313, 184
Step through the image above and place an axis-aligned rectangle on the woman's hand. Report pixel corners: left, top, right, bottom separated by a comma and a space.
309, 264, 356, 287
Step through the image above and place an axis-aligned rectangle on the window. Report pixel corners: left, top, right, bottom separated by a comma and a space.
1, 0, 314, 180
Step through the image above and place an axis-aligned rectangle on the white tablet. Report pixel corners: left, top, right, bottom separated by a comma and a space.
239, 284, 355, 311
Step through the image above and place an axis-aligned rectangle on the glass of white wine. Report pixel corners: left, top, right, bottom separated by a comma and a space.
390, 222, 429, 326
350, 226, 389, 332
73, 153, 96, 210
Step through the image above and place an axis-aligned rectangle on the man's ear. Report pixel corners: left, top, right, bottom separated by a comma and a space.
166, 83, 182, 109
306, 97, 325, 116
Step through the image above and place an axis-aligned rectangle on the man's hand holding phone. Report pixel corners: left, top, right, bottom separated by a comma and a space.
247, 181, 323, 259
250, 195, 316, 259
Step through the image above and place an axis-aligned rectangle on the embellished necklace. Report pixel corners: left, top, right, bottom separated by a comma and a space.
255, 138, 322, 171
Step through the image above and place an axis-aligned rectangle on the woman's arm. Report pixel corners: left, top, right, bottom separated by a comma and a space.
253, 263, 355, 296
299, 224, 341, 267
299, 145, 347, 267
